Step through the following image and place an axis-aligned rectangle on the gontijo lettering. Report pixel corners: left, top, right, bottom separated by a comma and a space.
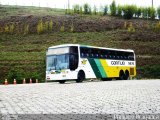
111, 61, 125, 65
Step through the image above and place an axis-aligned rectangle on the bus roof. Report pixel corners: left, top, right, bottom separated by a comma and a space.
48, 44, 134, 52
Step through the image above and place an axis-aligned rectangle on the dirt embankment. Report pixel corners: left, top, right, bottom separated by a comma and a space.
0, 15, 159, 34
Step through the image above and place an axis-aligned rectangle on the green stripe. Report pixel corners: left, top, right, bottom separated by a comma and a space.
88, 58, 101, 78
94, 59, 107, 78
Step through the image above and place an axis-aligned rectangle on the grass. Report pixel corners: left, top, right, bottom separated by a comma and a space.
0, 31, 160, 84
0, 5, 65, 19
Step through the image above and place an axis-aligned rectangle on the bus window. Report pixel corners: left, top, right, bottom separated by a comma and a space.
128, 52, 134, 60
80, 47, 86, 58
69, 54, 78, 70
70, 46, 78, 54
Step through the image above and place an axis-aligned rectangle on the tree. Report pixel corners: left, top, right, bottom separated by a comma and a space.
157, 6, 160, 19
103, 5, 108, 15
110, 0, 116, 16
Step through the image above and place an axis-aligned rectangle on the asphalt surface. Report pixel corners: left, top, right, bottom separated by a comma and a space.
0, 80, 160, 120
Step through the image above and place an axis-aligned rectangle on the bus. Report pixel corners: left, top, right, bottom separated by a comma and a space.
46, 44, 136, 83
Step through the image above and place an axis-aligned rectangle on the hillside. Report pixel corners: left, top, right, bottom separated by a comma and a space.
0, 5, 160, 84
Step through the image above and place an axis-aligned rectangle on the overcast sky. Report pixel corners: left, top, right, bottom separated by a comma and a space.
0, 0, 160, 9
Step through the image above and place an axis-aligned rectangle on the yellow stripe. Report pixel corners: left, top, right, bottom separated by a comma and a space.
100, 59, 136, 78
100, 59, 108, 76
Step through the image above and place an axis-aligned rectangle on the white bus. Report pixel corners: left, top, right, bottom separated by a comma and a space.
46, 44, 136, 83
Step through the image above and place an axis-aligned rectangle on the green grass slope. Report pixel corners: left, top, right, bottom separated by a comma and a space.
0, 5, 160, 84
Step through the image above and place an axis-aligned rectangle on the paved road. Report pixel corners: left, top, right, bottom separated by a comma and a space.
0, 80, 160, 120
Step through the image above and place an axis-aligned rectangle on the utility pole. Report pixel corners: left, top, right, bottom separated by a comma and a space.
68, 0, 70, 9
152, 0, 153, 7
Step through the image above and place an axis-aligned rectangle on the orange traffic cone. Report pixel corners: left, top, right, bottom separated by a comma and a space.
23, 78, 26, 84
36, 79, 38, 83
30, 78, 32, 84
13, 79, 17, 85
4, 79, 8, 85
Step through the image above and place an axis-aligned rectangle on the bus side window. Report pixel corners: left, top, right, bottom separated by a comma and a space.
118, 51, 123, 60
129, 52, 134, 60
81, 53, 84, 57
124, 52, 127, 60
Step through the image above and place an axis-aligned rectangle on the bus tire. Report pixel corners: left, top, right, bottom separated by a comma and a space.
124, 70, 130, 80
59, 80, 66, 84
76, 70, 85, 83
119, 70, 125, 80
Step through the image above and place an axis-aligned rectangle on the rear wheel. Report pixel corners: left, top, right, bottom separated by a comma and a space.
59, 80, 66, 84
119, 70, 125, 80
124, 70, 130, 80
76, 70, 85, 83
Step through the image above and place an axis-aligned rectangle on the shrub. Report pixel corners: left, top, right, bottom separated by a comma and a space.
49, 19, 53, 31
4, 24, 9, 33
15, 22, 20, 34
65, 8, 68, 14
24, 24, 29, 35
154, 21, 160, 32
103, 5, 108, 15
73, 4, 80, 14
7, 69, 24, 84
110, 0, 116, 16
9, 23, 15, 34
148, 7, 156, 19
117, 5, 122, 17
98, 5, 104, 16
127, 22, 135, 33
122, 5, 137, 19
80, 6, 83, 16
157, 6, 160, 19
83, 3, 91, 14
150, 7, 156, 19
93, 5, 97, 15
70, 23, 74, 32
141, 65, 160, 79
141, 7, 148, 18
136, 7, 142, 18
60, 23, 65, 32
124, 21, 127, 28
37, 19, 44, 34
44, 21, 49, 31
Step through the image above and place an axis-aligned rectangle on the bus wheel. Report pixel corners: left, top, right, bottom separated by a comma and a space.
76, 70, 85, 83
119, 70, 125, 80
124, 70, 130, 80
59, 80, 66, 84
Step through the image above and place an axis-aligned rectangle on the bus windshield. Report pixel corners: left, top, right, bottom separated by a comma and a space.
47, 54, 69, 71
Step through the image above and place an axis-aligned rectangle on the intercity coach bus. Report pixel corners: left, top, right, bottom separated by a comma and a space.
46, 44, 136, 83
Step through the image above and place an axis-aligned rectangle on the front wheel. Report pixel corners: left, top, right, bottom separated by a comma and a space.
76, 70, 85, 83
59, 80, 66, 84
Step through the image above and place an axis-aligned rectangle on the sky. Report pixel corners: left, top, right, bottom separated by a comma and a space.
0, 0, 160, 9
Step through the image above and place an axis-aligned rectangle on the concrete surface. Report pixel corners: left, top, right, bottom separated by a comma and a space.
0, 80, 160, 120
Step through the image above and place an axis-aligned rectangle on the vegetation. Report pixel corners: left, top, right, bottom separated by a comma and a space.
117, 5, 122, 17
157, 6, 160, 19
110, 0, 116, 16
65, 1, 160, 20
141, 65, 160, 79
83, 3, 91, 15
103, 5, 108, 15
122, 5, 137, 19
